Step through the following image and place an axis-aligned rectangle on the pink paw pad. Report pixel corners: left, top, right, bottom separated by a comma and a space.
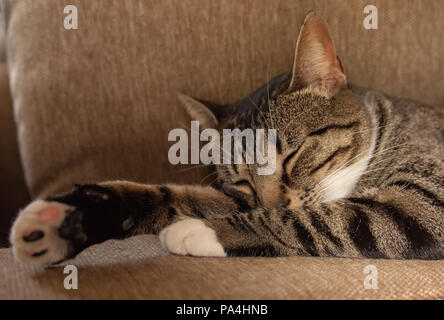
40, 207, 62, 221
26, 249, 48, 257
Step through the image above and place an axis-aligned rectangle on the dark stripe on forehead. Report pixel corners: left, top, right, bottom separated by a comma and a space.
282, 145, 304, 185
308, 121, 359, 137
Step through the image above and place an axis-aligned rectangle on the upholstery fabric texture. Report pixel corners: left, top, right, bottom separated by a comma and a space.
1, 0, 443, 299
1, 235, 443, 300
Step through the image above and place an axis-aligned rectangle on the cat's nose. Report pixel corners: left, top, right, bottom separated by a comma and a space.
278, 199, 291, 208
281, 194, 300, 209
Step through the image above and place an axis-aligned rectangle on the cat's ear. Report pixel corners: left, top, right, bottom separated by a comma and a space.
178, 94, 223, 129
287, 11, 346, 96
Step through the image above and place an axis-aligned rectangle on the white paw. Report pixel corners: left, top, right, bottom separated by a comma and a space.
159, 218, 226, 257
10, 200, 73, 265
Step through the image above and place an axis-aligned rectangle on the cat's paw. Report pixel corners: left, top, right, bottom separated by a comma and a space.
159, 218, 226, 257
10, 200, 79, 265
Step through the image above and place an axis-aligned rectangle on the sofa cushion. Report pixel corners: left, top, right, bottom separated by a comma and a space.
0, 236, 443, 299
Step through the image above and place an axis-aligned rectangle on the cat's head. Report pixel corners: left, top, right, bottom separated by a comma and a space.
181, 12, 374, 209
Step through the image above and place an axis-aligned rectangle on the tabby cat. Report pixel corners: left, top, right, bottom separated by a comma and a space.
10, 12, 443, 265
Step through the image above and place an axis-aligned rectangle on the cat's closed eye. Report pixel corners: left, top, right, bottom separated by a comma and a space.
232, 179, 257, 197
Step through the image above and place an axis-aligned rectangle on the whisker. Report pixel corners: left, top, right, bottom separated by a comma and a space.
266, 65, 276, 130
199, 170, 220, 184
313, 142, 410, 192
247, 95, 272, 128
321, 167, 388, 198
208, 175, 221, 186
175, 164, 215, 173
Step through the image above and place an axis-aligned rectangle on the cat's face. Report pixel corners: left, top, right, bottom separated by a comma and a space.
182, 12, 373, 209
216, 86, 372, 209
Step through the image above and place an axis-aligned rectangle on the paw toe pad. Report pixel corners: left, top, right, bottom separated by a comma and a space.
39, 207, 62, 221
23, 230, 44, 242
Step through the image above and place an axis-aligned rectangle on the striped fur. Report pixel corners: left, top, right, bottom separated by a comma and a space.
10, 12, 443, 264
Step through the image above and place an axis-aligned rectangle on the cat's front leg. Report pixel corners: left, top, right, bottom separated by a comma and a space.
10, 181, 240, 265
164, 188, 444, 259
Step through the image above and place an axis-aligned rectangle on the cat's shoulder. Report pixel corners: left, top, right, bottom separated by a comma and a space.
348, 84, 443, 119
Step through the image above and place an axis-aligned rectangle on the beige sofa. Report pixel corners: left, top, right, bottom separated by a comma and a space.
0, 0, 443, 299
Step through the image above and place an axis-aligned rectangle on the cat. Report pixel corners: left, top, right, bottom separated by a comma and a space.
10, 12, 443, 265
